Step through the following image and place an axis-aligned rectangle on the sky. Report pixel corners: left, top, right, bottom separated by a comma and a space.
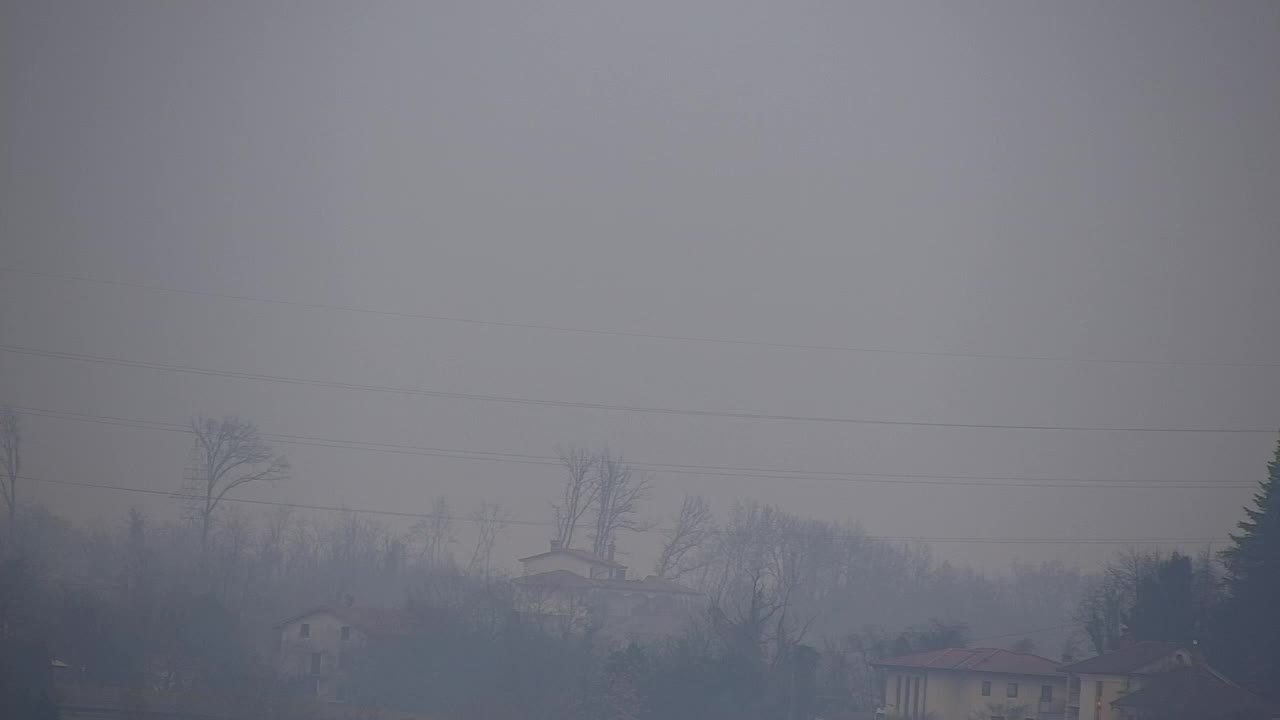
2, 0, 1279, 574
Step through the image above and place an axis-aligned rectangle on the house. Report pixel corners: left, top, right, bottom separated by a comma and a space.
1059, 641, 1193, 720
512, 541, 705, 643
1109, 665, 1277, 720
517, 540, 629, 579
870, 647, 1068, 720
275, 604, 417, 703
1059, 641, 1275, 720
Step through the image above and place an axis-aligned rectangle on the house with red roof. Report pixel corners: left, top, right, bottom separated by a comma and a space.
870, 647, 1067, 720
1058, 641, 1276, 720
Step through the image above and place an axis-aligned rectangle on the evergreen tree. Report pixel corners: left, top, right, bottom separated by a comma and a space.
1218, 438, 1280, 696
1129, 552, 1195, 644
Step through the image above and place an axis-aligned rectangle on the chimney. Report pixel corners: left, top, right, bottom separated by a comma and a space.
607, 541, 616, 562
550, 538, 563, 551
1119, 624, 1136, 648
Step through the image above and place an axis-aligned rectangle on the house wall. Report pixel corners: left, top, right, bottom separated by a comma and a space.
1073, 674, 1133, 720
883, 669, 1067, 720
277, 611, 366, 702
1066, 648, 1193, 720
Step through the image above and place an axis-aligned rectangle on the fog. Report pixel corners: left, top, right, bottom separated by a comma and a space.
2, 1, 1280, 719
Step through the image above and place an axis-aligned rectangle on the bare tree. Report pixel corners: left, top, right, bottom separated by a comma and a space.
590, 449, 651, 557
702, 502, 819, 664
551, 446, 597, 550
706, 501, 783, 659
654, 494, 713, 580
183, 416, 289, 568
0, 407, 20, 534
255, 505, 293, 582
411, 495, 456, 569
468, 500, 507, 581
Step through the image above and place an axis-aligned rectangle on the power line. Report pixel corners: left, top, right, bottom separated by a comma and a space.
11, 405, 1259, 489
4, 265, 1276, 370
3, 344, 1275, 433
22, 475, 1231, 546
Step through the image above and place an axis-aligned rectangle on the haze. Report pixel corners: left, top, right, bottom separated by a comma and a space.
3, 0, 1279, 575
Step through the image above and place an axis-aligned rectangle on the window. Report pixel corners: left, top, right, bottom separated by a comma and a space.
299, 623, 310, 638
336, 685, 347, 702
1007, 683, 1019, 698
310, 652, 322, 675
982, 681, 992, 697
895, 676, 902, 710
340, 626, 351, 641
1041, 685, 1053, 702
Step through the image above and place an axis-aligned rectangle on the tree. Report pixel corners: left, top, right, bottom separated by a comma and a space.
1217, 437, 1280, 696
411, 496, 456, 569
654, 495, 713, 580
551, 446, 597, 550
1075, 577, 1126, 656
704, 502, 813, 665
183, 417, 289, 568
590, 449, 650, 558
467, 501, 507, 581
893, 620, 969, 655
1128, 552, 1195, 644
1010, 637, 1036, 654
0, 407, 20, 537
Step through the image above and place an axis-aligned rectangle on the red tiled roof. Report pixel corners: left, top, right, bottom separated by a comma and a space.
1111, 666, 1276, 719
1058, 641, 1184, 675
871, 647, 1063, 677
513, 569, 702, 595
517, 547, 625, 568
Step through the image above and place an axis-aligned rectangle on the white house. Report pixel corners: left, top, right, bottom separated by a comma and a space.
275, 605, 416, 703
512, 541, 705, 643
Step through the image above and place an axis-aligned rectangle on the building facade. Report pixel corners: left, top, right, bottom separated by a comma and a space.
275, 606, 414, 703
1056, 641, 1274, 720
872, 647, 1068, 720
513, 543, 706, 643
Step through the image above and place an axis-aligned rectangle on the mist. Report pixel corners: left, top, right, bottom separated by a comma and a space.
3, 1, 1280, 719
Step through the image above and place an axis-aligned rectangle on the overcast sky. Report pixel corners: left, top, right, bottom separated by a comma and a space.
3, 0, 1279, 573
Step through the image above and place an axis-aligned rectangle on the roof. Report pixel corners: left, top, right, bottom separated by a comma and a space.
1111, 666, 1276, 719
276, 605, 420, 637
517, 547, 625, 569
1058, 641, 1184, 675
513, 569, 703, 595
871, 647, 1063, 677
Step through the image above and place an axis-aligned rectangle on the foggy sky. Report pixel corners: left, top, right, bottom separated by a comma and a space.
3, 0, 1279, 573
